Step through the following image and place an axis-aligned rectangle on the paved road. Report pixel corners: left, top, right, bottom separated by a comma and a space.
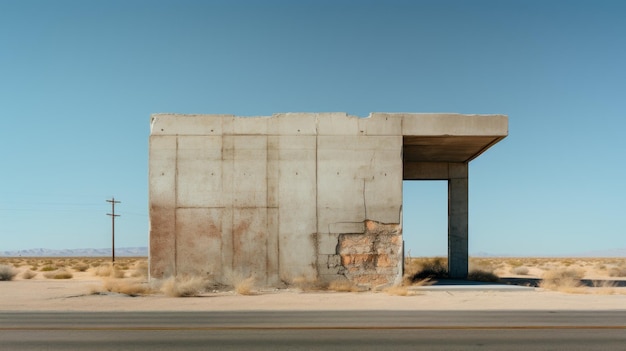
2, 311, 625, 350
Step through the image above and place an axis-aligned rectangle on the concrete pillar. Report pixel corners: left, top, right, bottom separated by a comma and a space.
448, 164, 468, 279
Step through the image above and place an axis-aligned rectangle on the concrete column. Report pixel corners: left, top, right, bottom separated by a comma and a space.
448, 165, 468, 279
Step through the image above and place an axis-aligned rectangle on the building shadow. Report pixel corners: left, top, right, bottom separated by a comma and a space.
499, 277, 626, 288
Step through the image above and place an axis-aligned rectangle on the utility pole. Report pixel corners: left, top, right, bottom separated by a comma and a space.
106, 197, 120, 265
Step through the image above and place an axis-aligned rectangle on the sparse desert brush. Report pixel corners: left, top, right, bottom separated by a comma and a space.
540, 268, 584, 292
0, 264, 18, 281
101, 279, 153, 296
328, 279, 359, 292
409, 257, 448, 282
44, 269, 73, 279
130, 261, 149, 278
221, 269, 256, 295
291, 276, 324, 291
111, 268, 126, 278
403, 258, 421, 278
234, 276, 256, 295
40, 265, 57, 272
511, 266, 529, 275
94, 264, 125, 278
72, 263, 90, 272
161, 276, 207, 297
468, 269, 500, 282
94, 264, 113, 277
608, 266, 626, 277
21, 270, 37, 280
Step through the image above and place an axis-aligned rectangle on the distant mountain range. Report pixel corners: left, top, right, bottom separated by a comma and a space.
572, 248, 626, 258
0, 247, 148, 257
471, 248, 626, 258
1, 246, 624, 258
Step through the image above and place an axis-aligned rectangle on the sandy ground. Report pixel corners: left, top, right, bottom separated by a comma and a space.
2, 277, 626, 312
1, 257, 625, 312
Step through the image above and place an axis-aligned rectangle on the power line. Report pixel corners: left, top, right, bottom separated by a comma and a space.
106, 197, 121, 265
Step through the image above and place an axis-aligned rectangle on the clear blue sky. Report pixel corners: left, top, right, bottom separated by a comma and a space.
1, 0, 625, 256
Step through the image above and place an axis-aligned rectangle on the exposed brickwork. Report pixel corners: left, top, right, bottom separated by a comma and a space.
337, 220, 402, 287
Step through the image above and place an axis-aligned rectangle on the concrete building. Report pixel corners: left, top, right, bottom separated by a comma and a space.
149, 113, 507, 287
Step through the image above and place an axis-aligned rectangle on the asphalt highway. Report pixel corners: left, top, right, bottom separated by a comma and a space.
2, 311, 625, 350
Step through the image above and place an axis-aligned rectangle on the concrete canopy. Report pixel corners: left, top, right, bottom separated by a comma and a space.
400, 114, 507, 181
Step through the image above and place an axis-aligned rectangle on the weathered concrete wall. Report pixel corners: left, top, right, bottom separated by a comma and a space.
149, 113, 403, 287
149, 112, 508, 286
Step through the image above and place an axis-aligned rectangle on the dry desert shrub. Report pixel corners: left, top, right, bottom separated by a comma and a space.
40, 265, 57, 272
21, 270, 38, 280
130, 261, 149, 278
608, 266, 626, 277
44, 269, 73, 279
72, 263, 90, 272
0, 264, 18, 281
328, 279, 360, 292
290, 276, 325, 291
94, 263, 125, 278
161, 276, 208, 297
234, 276, 256, 295
409, 257, 448, 282
468, 259, 499, 281
101, 279, 153, 296
468, 269, 500, 282
220, 269, 256, 295
539, 268, 584, 292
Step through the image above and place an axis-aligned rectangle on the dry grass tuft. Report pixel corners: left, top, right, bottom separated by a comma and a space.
72, 263, 90, 272
0, 264, 18, 281
539, 268, 584, 292
408, 257, 449, 282
101, 279, 153, 296
161, 276, 207, 297
608, 266, 626, 277
44, 269, 73, 279
130, 261, 149, 278
328, 279, 360, 292
21, 270, 38, 280
468, 269, 500, 282
220, 269, 256, 295
94, 264, 125, 278
234, 276, 256, 295
40, 265, 57, 272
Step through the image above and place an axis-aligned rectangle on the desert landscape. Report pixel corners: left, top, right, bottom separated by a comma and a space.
1, 256, 625, 312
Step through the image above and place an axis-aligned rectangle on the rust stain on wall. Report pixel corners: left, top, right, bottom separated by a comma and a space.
148, 206, 176, 278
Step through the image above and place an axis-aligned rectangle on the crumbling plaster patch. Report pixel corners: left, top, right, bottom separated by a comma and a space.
335, 220, 402, 287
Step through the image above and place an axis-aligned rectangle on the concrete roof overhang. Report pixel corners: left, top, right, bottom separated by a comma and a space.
395, 114, 508, 179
